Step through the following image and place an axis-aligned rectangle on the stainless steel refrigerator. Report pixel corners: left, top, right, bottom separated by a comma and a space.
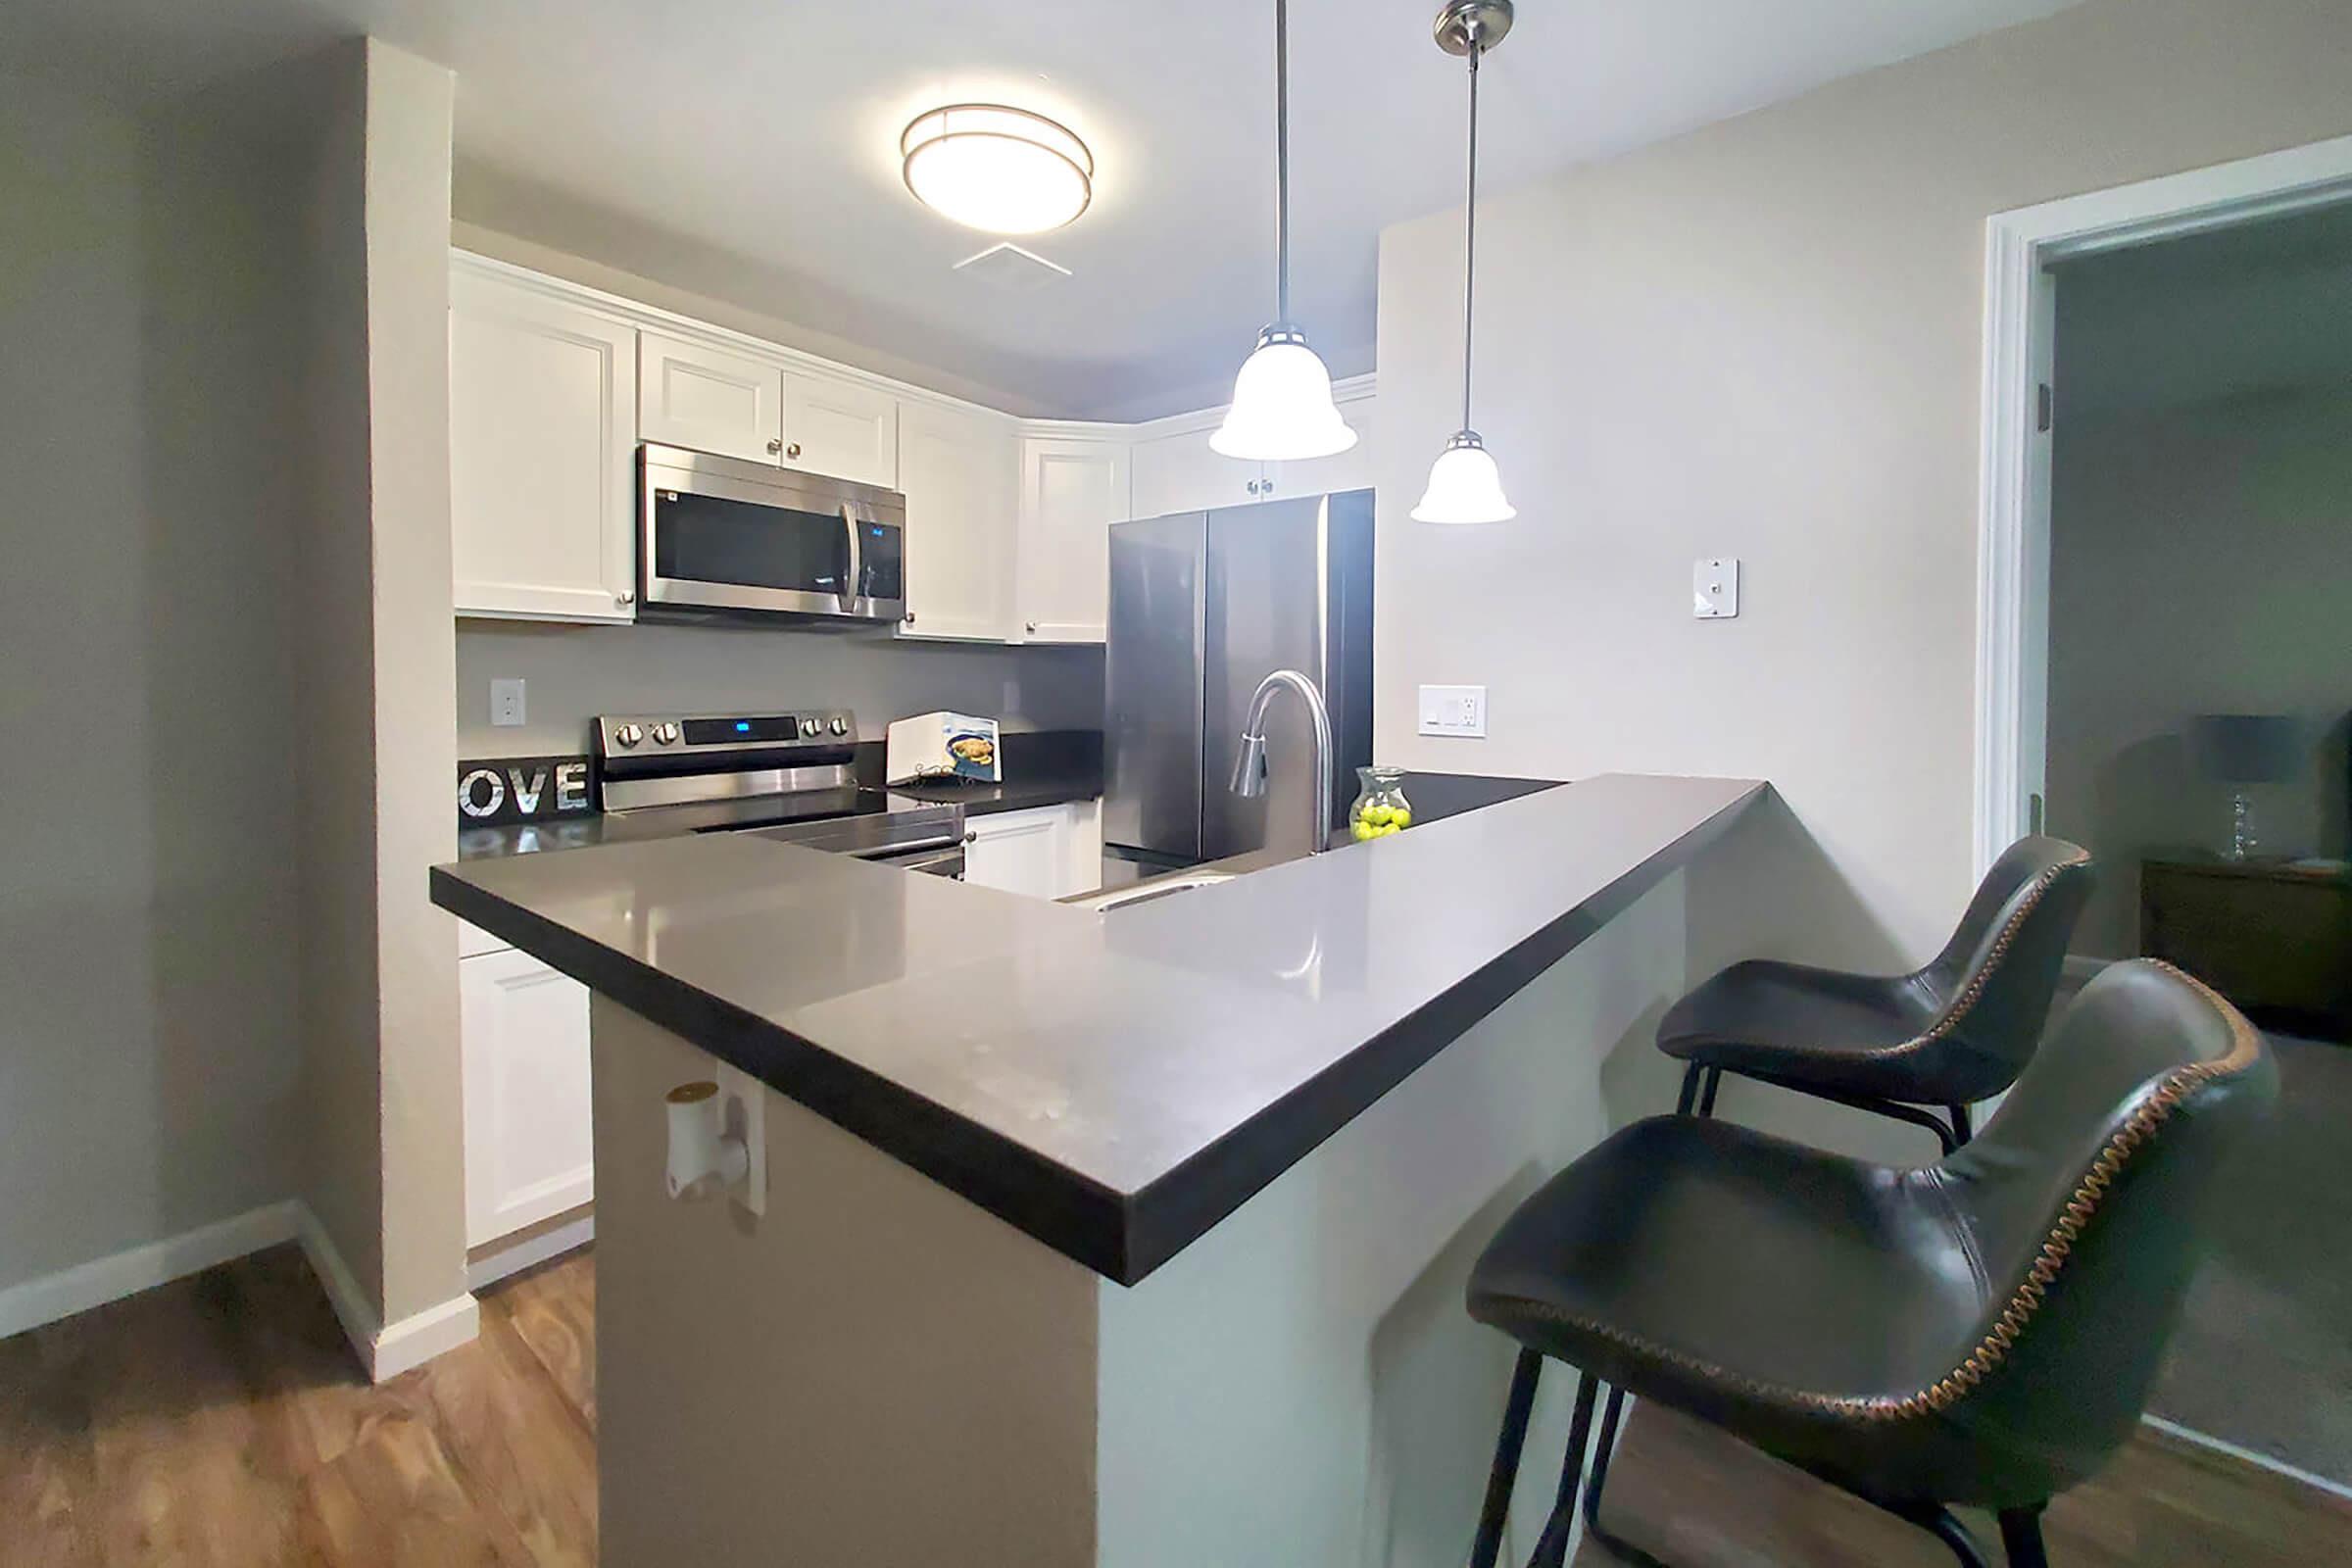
1102, 490, 1375, 884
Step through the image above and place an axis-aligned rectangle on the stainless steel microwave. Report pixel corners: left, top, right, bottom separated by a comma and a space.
639, 443, 906, 625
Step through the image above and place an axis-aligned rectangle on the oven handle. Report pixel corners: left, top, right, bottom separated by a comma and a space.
845, 832, 963, 860
841, 502, 862, 609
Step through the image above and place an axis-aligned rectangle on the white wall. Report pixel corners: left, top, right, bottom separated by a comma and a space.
1372, 0, 2352, 1155
0, 74, 305, 1295
2047, 390, 2352, 958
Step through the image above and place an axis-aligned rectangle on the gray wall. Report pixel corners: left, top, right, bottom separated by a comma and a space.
0, 74, 305, 1294
456, 621, 1104, 759
1372, 0, 2352, 1157
2047, 390, 2352, 958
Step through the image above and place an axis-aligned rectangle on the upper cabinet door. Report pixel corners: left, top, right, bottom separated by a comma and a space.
1131, 423, 1267, 518
450, 270, 639, 622
898, 401, 1017, 642
783, 369, 900, 489
637, 331, 784, 464
1260, 391, 1376, 502
1016, 435, 1130, 643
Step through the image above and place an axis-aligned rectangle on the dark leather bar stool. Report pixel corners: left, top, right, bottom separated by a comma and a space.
1462, 959, 2274, 1568
1659, 836, 2094, 1152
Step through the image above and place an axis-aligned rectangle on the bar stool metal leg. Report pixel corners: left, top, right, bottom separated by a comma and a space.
1529, 1371, 1601, 1568
1696, 1066, 1723, 1118
1996, 1502, 2050, 1568
1950, 1102, 1975, 1145
1673, 1063, 1704, 1116
1469, 1348, 1544, 1568
1578, 1385, 1673, 1567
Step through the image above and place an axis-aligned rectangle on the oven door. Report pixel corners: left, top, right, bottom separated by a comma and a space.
642, 445, 903, 621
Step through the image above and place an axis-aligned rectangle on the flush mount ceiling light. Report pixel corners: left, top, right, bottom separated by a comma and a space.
1211, 0, 1358, 463
1412, 0, 1516, 524
901, 104, 1094, 234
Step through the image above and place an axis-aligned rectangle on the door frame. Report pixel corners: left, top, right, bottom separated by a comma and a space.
1973, 133, 2352, 875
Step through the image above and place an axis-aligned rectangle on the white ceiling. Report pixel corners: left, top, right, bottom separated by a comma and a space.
2056, 199, 2352, 417
7, 0, 2082, 418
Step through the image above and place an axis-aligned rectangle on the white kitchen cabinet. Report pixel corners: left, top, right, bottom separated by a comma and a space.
1016, 435, 1130, 643
1262, 389, 1377, 501
784, 370, 899, 488
1130, 422, 1270, 518
637, 330, 784, 464
1126, 390, 1377, 520
461, 947, 594, 1247
963, 804, 1099, 899
450, 271, 639, 622
897, 401, 1018, 641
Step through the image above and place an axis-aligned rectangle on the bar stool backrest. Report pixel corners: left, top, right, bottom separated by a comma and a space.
1909, 836, 2095, 1094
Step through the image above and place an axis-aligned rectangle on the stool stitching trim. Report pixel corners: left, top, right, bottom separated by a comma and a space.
1840, 848, 2091, 1064
1486, 961, 2259, 1426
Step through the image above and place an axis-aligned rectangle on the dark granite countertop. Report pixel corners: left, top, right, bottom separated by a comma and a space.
883, 768, 1102, 817
430, 772, 1764, 1284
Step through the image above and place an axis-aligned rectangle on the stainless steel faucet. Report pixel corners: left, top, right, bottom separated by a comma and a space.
1229, 668, 1336, 854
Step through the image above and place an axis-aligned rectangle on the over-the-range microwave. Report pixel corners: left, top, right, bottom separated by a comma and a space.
639, 442, 906, 626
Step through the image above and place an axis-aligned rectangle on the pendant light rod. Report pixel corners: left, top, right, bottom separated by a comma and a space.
1275, 0, 1292, 323
1460, 33, 1480, 430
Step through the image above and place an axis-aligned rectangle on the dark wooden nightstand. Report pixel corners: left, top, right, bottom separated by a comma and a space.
2140, 857, 2352, 1039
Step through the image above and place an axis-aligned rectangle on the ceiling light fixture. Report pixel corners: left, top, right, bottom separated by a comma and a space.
1412, 0, 1516, 524
902, 104, 1094, 234
1211, 0, 1358, 463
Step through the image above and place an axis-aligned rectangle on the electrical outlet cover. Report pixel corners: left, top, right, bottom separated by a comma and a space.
1693, 559, 1740, 619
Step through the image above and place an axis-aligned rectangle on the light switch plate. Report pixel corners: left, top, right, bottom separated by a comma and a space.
1693, 559, 1740, 619
490, 678, 527, 727
713, 1061, 766, 1217
1417, 684, 1488, 738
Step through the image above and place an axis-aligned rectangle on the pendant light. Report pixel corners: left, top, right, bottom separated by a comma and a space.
1412, 0, 1515, 524
1212, 0, 1358, 462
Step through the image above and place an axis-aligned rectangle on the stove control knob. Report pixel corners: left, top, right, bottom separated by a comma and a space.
829, 716, 850, 736
613, 723, 644, 749
652, 722, 681, 746
800, 717, 821, 737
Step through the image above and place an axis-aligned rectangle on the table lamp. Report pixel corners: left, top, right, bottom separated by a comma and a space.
2191, 713, 2300, 861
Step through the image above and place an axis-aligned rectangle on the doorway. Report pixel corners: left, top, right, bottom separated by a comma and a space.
1975, 137, 2352, 1493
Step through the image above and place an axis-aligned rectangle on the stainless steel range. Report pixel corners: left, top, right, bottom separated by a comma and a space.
595, 707, 967, 876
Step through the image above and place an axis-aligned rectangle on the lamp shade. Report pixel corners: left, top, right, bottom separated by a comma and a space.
2192, 713, 2301, 784
1210, 327, 1358, 461
1411, 431, 1515, 524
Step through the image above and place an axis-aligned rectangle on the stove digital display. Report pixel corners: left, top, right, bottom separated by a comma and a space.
682, 715, 799, 746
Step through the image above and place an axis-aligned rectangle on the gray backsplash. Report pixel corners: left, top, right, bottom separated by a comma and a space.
456, 619, 1104, 757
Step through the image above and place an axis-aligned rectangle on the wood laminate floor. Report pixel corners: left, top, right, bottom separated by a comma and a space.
3, 1244, 2347, 1566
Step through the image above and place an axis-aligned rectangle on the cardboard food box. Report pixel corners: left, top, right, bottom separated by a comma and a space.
886, 711, 1001, 785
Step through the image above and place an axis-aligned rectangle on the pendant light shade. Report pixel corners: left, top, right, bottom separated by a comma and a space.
1214, 0, 1357, 463
1212, 327, 1358, 460
1414, 0, 1514, 525
1412, 431, 1515, 523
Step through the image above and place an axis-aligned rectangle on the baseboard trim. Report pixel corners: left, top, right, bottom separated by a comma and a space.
467, 1211, 594, 1292
0, 1200, 302, 1342
2142, 1414, 2352, 1503
294, 1203, 478, 1382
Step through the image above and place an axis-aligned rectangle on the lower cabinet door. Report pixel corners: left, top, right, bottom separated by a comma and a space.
461, 948, 594, 1247
962, 807, 1076, 899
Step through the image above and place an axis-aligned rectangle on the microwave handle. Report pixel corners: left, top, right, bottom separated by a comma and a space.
840, 502, 862, 607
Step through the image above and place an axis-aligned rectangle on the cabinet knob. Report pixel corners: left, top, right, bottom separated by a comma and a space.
903, 612, 916, 624
786, 441, 802, 460
963, 830, 978, 845
1025, 621, 1038, 634
766, 438, 782, 455
615, 589, 636, 606
1247, 479, 1260, 495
